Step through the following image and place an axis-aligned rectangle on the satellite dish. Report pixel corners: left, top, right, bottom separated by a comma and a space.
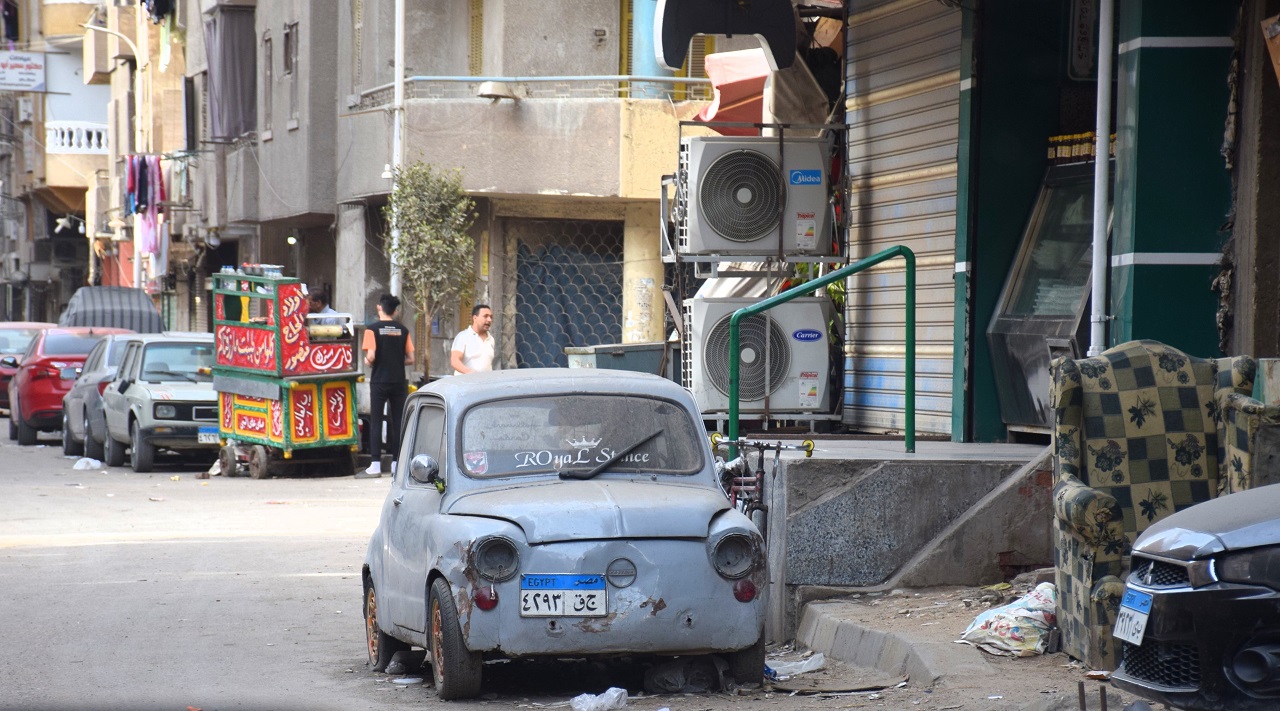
655, 0, 797, 72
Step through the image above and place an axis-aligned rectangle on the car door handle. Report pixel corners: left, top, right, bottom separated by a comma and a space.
393, 496, 403, 506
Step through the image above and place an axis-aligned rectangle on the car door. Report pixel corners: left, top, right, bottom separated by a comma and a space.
67, 341, 105, 437
102, 343, 140, 441
383, 399, 447, 634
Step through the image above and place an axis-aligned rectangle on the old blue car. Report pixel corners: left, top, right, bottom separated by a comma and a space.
362, 369, 766, 699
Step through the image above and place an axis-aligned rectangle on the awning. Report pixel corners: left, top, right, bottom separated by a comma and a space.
694, 49, 771, 136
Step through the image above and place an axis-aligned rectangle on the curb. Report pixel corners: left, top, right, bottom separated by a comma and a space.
795, 600, 996, 687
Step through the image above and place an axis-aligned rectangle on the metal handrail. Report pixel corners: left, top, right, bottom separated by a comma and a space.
728, 245, 917, 453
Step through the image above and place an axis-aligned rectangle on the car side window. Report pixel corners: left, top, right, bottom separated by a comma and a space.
118, 345, 139, 380
84, 342, 105, 372
407, 405, 446, 485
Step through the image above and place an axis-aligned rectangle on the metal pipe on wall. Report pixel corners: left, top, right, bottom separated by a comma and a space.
1088, 0, 1114, 356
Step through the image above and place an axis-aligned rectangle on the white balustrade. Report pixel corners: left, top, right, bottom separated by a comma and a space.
44, 121, 109, 155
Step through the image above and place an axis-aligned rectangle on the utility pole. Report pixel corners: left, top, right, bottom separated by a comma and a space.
389, 0, 405, 297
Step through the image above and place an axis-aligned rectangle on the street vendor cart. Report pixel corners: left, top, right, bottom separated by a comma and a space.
211, 266, 360, 478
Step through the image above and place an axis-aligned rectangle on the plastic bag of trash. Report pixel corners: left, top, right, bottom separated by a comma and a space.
72, 457, 103, 470
957, 582, 1057, 657
570, 687, 627, 711
768, 652, 825, 677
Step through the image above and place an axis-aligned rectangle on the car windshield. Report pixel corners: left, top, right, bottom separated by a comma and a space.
459, 394, 703, 478
44, 333, 100, 355
140, 342, 215, 382
0, 329, 41, 355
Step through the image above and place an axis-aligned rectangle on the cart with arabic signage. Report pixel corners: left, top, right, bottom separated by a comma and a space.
210, 267, 360, 478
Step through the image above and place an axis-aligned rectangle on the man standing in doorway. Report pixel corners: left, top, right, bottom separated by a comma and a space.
450, 304, 495, 375
361, 293, 414, 476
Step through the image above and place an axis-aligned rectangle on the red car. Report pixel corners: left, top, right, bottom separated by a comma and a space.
5, 327, 131, 445
0, 321, 55, 413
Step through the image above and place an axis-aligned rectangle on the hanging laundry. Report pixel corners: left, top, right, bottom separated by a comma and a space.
140, 0, 174, 25
122, 154, 169, 256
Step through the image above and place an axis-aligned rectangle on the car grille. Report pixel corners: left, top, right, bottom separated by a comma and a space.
160, 403, 218, 422
1130, 556, 1190, 588
191, 405, 217, 422
1121, 641, 1201, 690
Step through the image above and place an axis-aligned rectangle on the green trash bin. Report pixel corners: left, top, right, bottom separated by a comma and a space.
565, 342, 665, 375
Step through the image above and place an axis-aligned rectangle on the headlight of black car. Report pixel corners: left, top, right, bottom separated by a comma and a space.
1218, 546, 1280, 590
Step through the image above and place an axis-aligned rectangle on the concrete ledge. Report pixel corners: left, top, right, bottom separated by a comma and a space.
796, 601, 996, 687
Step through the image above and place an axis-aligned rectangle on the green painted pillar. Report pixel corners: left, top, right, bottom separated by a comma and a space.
1110, 0, 1238, 354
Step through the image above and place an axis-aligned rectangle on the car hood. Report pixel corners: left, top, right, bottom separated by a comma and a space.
139, 382, 216, 400
445, 479, 729, 544
1134, 485, 1280, 560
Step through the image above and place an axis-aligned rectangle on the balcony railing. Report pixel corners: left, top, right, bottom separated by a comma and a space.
354, 75, 713, 111
45, 121, 109, 155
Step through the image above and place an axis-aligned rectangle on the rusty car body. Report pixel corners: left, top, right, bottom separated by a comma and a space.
362, 369, 766, 699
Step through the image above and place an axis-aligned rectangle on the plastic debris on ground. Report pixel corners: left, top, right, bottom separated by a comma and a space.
768, 652, 825, 677
956, 582, 1057, 657
569, 687, 627, 711
390, 677, 423, 685
72, 457, 102, 470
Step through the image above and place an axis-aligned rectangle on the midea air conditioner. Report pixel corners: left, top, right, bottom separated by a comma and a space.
677, 136, 835, 256
683, 297, 833, 413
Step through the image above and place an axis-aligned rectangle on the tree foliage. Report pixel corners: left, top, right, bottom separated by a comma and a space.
384, 162, 477, 373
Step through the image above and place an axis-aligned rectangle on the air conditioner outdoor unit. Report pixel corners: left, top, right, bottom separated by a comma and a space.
50, 239, 87, 268
683, 296, 833, 413
677, 136, 835, 256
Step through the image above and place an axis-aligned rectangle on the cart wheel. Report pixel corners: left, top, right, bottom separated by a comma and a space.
218, 445, 240, 477
248, 445, 271, 479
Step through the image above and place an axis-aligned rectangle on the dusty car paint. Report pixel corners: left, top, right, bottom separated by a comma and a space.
363, 369, 766, 691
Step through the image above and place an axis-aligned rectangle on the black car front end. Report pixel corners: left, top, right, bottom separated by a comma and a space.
1112, 550, 1280, 710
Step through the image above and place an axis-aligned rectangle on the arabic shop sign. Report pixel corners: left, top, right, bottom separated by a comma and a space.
0, 51, 46, 92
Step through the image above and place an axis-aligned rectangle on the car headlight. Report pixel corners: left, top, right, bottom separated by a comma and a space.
473, 536, 519, 582
710, 533, 758, 579
1218, 546, 1280, 589
154, 404, 177, 419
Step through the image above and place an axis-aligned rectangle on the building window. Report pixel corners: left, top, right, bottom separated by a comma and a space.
283, 22, 299, 121
262, 32, 273, 136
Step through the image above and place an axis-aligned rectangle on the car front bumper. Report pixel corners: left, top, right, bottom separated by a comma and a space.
139, 423, 220, 450
1111, 575, 1280, 711
449, 538, 765, 658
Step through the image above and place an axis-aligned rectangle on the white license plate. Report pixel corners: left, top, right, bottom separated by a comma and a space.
1114, 587, 1153, 645
520, 575, 607, 617
197, 427, 220, 444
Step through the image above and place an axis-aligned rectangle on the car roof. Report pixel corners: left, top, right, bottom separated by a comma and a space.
413, 368, 694, 410
120, 332, 214, 343
42, 327, 134, 337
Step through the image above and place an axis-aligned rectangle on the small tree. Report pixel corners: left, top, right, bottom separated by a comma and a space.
384, 162, 477, 375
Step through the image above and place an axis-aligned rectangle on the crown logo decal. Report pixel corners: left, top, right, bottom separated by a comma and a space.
567, 436, 603, 449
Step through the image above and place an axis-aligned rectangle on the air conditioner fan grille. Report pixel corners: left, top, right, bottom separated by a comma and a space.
699, 149, 783, 243
704, 312, 790, 400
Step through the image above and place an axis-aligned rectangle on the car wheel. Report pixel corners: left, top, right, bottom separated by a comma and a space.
131, 421, 155, 473
103, 429, 126, 467
726, 636, 766, 687
429, 577, 483, 699
247, 445, 271, 479
16, 415, 36, 446
62, 412, 84, 457
364, 581, 407, 672
7, 413, 16, 441
83, 415, 104, 461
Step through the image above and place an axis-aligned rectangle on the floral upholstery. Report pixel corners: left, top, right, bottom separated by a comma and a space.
1050, 340, 1256, 670
1218, 391, 1280, 494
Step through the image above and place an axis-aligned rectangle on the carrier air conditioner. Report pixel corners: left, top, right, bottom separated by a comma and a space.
677, 136, 835, 256
683, 296, 833, 413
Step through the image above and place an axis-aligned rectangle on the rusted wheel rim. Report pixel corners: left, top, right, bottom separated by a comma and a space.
365, 587, 379, 663
430, 597, 445, 685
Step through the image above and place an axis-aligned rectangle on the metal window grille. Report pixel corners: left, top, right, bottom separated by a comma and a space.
352, 0, 363, 87
510, 220, 624, 369
262, 34, 272, 130
468, 0, 483, 77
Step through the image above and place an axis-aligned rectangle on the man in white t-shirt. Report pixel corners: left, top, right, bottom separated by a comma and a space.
450, 304, 495, 375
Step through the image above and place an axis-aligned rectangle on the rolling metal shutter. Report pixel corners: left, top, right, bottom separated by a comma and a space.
843, 0, 960, 435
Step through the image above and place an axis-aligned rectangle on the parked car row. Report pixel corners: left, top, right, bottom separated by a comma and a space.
4, 319, 220, 473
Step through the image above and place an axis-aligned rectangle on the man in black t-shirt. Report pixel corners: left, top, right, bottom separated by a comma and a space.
360, 293, 415, 476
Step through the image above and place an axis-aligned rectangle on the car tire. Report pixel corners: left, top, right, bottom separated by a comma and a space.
103, 430, 126, 467
84, 416, 104, 461
62, 412, 84, 457
726, 636, 766, 687
364, 581, 407, 672
16, 415, 36, 446
131, 421, 155, 473
7, 413, 16, 441
429, 577, 483, 699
